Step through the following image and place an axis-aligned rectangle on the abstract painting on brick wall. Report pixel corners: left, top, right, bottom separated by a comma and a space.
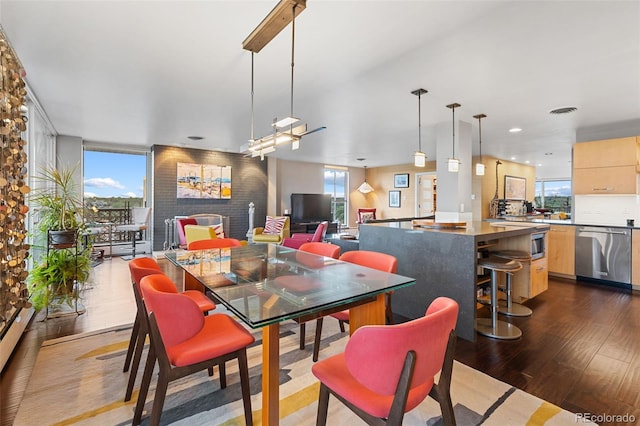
176, 163, 231, 199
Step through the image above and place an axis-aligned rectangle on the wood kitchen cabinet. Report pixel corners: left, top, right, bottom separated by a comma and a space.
573, 136, 640, 195
498, 229, 549, 302
548, 224, 575, 276
573, 136, 639, 169
573, 166, 639, 194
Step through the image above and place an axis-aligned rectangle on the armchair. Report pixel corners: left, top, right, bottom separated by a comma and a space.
357, 208, 377, 224
282, 221, 328, 249
253, 215, 290, 244
115, 207, 152, 258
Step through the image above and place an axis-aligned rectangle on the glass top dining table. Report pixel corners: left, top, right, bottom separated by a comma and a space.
164, 244, 416, 425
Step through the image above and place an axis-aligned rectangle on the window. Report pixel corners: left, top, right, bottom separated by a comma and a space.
324, 168, 348, 226
534, 180, 571, 212
83, 149, 148, 229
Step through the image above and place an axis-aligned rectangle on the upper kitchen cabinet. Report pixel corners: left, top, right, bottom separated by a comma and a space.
573, 137, 639, 168
573, 137, 640, 195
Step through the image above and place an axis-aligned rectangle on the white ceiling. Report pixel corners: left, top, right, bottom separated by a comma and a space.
2, 0, 639, 178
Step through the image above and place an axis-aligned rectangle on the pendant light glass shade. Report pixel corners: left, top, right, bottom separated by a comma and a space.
357, 181, 374, 194
474, 113, 486, 176
446, 103, 461, 173
411, 89, 428, 167
358, 166, 374, 194
447, 158, 460, 172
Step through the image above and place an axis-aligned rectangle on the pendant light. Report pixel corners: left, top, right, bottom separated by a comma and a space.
241, 0, 325, 158
474, 113, 486, 176
446, 103, 461, 172
412, 88, 428, 167
357, 166, 374, 194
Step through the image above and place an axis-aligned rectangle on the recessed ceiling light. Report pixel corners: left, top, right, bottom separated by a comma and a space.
549, 106, 577, 114
525, 160, 530, 164
537, 163, 542, 167
509, 127, 522, 133
510, 156, 516, 160
187, 136, 204, 141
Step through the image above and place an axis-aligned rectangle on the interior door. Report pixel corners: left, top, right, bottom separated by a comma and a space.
416, 173, 436, 217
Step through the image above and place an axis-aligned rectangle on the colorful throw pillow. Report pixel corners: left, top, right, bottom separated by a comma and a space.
264, 216, 287, 235
211, 223, 224, 238
360, 212, 375, 223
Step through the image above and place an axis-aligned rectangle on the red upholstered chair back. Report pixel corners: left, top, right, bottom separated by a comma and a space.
129, 257, 162, 271
311, 221, 329, 242
339, 250, 397, 273
299, 242, 340, 259
128, 258, 165, 293
345, 297, 459, 395
140, 274, 204, 347
188, 238, 242, 250
176, 218, 198, 247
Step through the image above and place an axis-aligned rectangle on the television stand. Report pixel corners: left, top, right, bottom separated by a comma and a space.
290, 221, 338, 235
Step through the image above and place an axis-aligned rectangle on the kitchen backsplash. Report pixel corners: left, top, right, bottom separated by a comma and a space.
574, 195, 640, 226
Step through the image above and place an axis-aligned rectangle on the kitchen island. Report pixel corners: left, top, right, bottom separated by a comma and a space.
359, 220, 550, 341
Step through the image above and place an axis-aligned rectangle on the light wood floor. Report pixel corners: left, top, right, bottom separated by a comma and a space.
1, 257, 639, 426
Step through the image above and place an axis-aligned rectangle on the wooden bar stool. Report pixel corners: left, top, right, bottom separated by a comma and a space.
493, 250, 533, 317
476, 256, 523, 340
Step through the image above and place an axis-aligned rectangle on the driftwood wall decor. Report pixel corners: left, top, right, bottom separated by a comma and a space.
0, 27, 31, 327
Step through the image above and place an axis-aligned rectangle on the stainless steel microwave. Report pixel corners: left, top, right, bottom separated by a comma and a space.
531, 232, 545, 260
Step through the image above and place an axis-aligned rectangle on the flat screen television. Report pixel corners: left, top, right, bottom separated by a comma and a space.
290, 193, 332, 223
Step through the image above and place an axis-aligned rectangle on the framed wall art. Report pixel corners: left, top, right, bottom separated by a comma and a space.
394, 173, 409, 188
389, 190, 401, 208
504, 175, 526, 200
176, 162, 232, 199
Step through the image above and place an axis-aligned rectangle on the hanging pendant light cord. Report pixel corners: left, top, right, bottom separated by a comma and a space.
250, 52, 255, 142
452, 106, 456, 158
418, 92, 422, 152
289, 4, 296, 135
478, 115, 482, 160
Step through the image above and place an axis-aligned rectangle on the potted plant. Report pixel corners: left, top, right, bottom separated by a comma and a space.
28, 162, 92, 312
28, 248, 91, 311
30, 163, 84, 246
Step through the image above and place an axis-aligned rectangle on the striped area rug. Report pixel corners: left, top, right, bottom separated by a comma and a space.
14, 313, 591, 426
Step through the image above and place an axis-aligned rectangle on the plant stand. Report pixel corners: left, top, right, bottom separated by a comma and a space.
44, 230, 88, 319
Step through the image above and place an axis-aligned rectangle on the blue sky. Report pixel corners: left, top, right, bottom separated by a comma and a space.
83, 151, 146, 198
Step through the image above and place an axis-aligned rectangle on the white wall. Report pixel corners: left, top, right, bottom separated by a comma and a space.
573, 195, 640, 227
271, 158, 365, 228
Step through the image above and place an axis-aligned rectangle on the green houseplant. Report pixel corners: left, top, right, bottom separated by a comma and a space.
30, 163, 85, 245
28, 162, 92, 312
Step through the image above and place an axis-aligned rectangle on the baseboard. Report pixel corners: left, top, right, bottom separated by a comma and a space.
0, 307, 35, 372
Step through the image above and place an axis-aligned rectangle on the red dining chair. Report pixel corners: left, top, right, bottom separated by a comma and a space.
312, 297, 459, 426
123, 258, 216, 402
123, 257, 163, 374
133, 274, 255, 426
311, 250, 397, 362
187, 237, 243, 250
296, 242, 341, 355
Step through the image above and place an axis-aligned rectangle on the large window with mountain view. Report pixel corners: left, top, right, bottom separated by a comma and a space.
83, 149, 148, 233
534, 180, 571, 212
324, 167, 348, 226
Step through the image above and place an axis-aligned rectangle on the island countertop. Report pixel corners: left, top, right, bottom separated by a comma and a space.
364, 220, 549, 240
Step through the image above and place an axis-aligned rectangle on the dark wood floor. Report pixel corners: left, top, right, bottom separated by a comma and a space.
457, 278, 640, 425
2, 259, 639, 425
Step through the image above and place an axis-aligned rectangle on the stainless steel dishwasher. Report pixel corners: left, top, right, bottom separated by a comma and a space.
575, 226, 631, 288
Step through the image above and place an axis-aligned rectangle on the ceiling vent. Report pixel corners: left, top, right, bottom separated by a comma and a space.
549, 106, 577, 114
